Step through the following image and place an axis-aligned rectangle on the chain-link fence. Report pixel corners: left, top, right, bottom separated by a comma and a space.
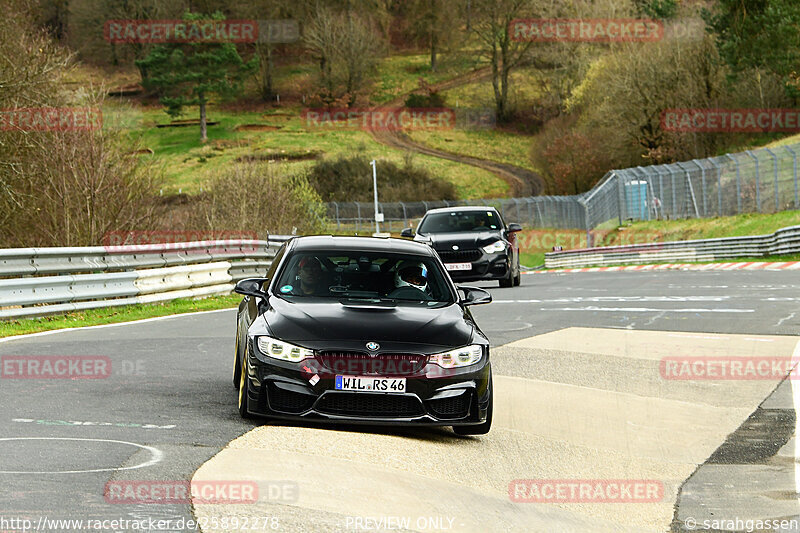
326, 142, 800, 232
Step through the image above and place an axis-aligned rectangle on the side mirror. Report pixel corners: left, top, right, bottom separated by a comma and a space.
457, 285, 492, 306
400, 227, 415, 238
507, 223, 522, 233
234, 277, 269, 298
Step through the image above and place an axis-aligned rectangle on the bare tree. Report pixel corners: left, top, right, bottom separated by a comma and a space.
470, 0, 536, 121
304, 8, 383, 106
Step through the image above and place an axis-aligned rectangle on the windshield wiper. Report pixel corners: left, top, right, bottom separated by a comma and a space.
341, 296, 396, 303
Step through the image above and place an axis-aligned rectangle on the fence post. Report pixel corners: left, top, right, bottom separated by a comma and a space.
525, 196, 533, 227
616, 171, 625, 225
764, 147, 780, 212
725, 154, 742, 214
745, 150, 760, 212
707, 158, 722, 216
355, 202, 361, 233
654, 166, 665, 218
691, 160, 706, 216
668, 166, 677, 219
786, 145, 798, 208
333, 202, 340, 230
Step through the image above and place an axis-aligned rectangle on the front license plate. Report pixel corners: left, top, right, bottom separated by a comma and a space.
335, 375, 406, 393
445, 262, 472, 271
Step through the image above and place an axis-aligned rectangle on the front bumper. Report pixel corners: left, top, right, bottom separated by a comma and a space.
241, 344, 492, 426
439, 250, 510, 282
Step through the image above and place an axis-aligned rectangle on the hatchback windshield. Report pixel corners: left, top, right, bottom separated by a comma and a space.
417, 210, 502, 233
274, 251, 454, 304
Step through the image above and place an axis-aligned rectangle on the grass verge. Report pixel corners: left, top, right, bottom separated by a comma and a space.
537, 253, 800, 271
518, 210, 800, 267
0, 294, 242, 338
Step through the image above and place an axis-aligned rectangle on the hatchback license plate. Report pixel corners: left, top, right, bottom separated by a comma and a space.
335, 376, 406, 393
445, 262, 472, 271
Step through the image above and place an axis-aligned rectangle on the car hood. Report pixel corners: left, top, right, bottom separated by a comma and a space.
417, 231, 501, 251
261, 296, 474, 351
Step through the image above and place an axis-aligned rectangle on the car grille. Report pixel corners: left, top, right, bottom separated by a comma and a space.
315, 393, 424, 417
266, 382, 315, 414
427, 393, 471, 419
316, 352, 427, 376
437, 249, 482, 263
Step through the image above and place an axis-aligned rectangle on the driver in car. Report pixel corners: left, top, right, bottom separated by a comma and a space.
292, 256, 328, 296
388, 260, 431, 299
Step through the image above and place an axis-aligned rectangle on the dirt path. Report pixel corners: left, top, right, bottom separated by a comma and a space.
368, 68, 544, 197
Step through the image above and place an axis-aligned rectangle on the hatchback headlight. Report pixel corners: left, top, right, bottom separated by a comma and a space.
256, 336, 314, 362
482, 240, 505, 254
428, 345, 483, 368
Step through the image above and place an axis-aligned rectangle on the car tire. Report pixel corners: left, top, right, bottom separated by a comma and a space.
513, 259, 521, 286
237, 353, 254, 419
453, 379, 493, 436
499, 271, 513, 288
233, 330, 241, 390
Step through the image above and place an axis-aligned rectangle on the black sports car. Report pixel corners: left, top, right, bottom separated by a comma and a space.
401, 206, 522, 287
232, 235, 494, 434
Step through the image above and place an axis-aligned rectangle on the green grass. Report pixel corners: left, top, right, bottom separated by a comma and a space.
518, 210, 800, 267
372, 53, 482, 104
407, 127, 538, 173
0, 295, 242, 338
439, 65, 543, 111
540, 253, 800, 271
108, 100, 507, 198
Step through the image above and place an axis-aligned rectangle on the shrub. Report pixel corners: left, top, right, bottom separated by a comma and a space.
404, 91, 447, 108
303, 155, 458, 202
191, 162, 327, 236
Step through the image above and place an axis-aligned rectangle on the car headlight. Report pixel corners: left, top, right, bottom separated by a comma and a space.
428, 345, 483, 368
256, 336, 314, 362
482, 240, 506, 254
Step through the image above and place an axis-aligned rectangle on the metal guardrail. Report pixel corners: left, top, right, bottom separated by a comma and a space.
544, 225, 800, 268
0, 238, 292, 320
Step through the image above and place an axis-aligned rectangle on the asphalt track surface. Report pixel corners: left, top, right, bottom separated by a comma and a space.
0, 269, 798, 532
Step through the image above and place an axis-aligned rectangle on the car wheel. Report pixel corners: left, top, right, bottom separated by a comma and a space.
453, 379, 493, 436
237, 353, 253, 419
499, 270, 513, 288
233, 330, 241, 390
513, 259, 521, 286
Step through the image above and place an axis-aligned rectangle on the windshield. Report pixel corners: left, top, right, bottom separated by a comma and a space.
273, 251, 455, 304
417, 210, 502, 233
